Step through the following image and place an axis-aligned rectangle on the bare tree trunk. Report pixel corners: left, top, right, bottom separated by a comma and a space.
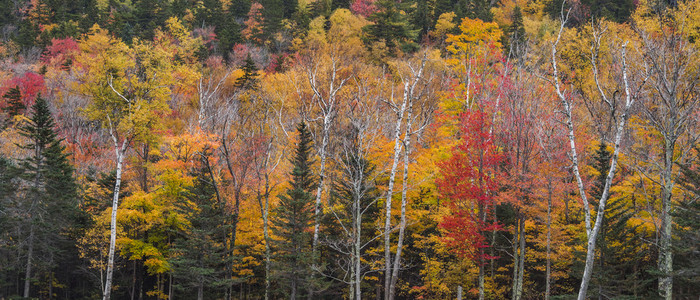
104, 141, 126, 300
545, 179, 553, 300
384, 93, 406, 300
389, 99, 414, 300
658, 140, 675, 300
511, 218, 520, 300
312, 115, 330, 254
516, 219, 525, 300
550, 10, 637, 300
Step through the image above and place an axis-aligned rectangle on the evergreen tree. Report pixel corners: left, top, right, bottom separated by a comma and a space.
362, 0, 419, 57
235, 54, 260, 90
505, 6, 526, 58
261, 0, 285, 36
2, 86, 25, 120
271, 122, 316, 299
15, 95, 79, 298
171, 153, 230, 300
322, 127, 381, 299
674, 146, 700, 298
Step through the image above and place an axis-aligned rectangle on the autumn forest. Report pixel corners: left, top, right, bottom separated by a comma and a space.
0, 0, 698, 299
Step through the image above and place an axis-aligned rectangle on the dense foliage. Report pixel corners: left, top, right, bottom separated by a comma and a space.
0, 0, 698, 299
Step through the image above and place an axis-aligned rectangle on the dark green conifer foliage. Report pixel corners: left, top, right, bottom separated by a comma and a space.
505, 6, 526, 58
171, 152, 230, 300
674, 146, 700, 298
271, 122, 316, 299
322, 127, 381, 298
261, 0, 285, 35
362, 0, 419, 57
412, 0, 433, 40
14, 95, 79, 297
2, 86, 25, 120
235, 54, 260, 90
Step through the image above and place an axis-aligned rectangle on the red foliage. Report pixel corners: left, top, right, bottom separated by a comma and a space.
350, 0, 377, 18
437, 109, 504, 262
41, 38, 79, 69
0, 72, 46, 108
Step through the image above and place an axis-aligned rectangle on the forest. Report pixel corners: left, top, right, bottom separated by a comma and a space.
0, 0, 698, 299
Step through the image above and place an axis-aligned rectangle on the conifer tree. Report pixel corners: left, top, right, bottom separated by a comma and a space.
235, 54, 260, 90
2, 86, 25, 120
674, 146, 700, 298
505, 6, 526, 58
171, 153, 231, 300
362, 0, 419, 56
16, 95, 79, 298
271, 122, 316, 300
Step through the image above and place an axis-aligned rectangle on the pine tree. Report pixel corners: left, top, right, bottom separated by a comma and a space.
271, 122, 317, 300
2, 86, 25, 120
235, 54, 260, 90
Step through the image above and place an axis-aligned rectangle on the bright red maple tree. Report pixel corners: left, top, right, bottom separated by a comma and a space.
437, 109, 504, 262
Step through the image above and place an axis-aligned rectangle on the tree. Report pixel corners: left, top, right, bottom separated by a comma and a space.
437, 110, 504, 300
271, 122, 316, 299
235, 54, 260, 90
171, 150, 230, 300
16, 95, 78, 298
2, 86, 25, 121
362, 0, 419, 58
549, 10, 641, 300
76, 25, 174, 300
674, 145, 700, 298
632, 2, 700, 298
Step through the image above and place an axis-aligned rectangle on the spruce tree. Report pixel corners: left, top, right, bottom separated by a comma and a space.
2, 86, 25, 120
235, 54, 260, 90
271, 122, 316, 299
171, 153, 231, 300
674, 146, 700, 298
505, 6, 526, 58
362, 0, 419, 57
16, 95, 79, 298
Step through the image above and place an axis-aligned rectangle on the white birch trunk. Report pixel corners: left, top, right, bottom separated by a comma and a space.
103, 140, 127, 300
550, 11, 637, 300
383, 92, 406, 300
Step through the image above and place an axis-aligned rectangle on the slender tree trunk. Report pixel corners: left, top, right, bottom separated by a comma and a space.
384, 94, 406, 300
263, 173, 272, 300
478, 263, 485, 300
658, 139, 675, 300
197, 282, 203, 300
354, 182, 362, 300
389, 106, 413, 300
104, 144, 126, 300
516, 219, 525, 300
545, 180, 553, 300
23, 223, 34, 298
511, 218, 520, 300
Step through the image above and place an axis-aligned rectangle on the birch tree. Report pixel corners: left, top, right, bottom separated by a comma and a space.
548, 8, 644, 299
76, 26, 173, 300
632, 2, 700, 298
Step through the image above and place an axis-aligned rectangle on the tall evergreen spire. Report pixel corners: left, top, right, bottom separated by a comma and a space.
271, 121, 316, 299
